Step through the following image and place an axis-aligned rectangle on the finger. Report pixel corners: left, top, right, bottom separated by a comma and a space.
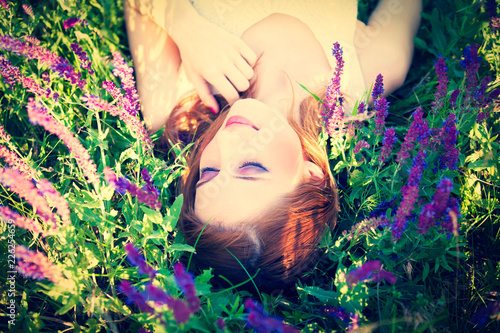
190, 72, 219, 113
235, 55, 254, 81
225, 66, 251, 92
210, 75, 240, 105
238, 42, 258, 68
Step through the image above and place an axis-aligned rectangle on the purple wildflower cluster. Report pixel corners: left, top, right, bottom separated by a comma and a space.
432, 56, 448, 112
371, 74, 388, 135
322, 42, 345, 136
460, 44, 481, 105
119, 244, 201, 325
63, 17, 82, 30
104, 167, 161, 210
378, 127, 396, 165
396, 108, 430, 164
346, 260, 397, 287
0, 168, 68, 230
449, 89, 460, 108
324, 306, 359, 331
392, 151, 427, 241
418, 178, 458, 234
0, 54, 53, 99
0, 34, 86, 88
244, 299, 299, 333
0, 0, 9, 10
485, 0, 500, 31
436, 113, 459, 170
15, 245, 63, 283
353, 140, 370, 154
81, 93, 153, 153
342, 216, 390, 241
71, 43, 94, 75
27, 98, 99, 186
110, 51, 140, 117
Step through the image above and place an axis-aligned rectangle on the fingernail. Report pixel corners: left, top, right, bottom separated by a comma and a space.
210, 106, 217, 114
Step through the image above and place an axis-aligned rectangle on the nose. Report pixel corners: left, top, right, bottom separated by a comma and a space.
216, 130, 259, 168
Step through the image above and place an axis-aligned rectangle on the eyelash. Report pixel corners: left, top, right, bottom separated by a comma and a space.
200, 161, 268, 175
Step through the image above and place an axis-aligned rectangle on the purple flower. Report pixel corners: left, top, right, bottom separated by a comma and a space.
353, 140, 370, 154
118, 280, 154, 314
216, 318, 226, 331
392, 151, 426, 240
124, 243, 157, 279
373, 96, 389, 135
0, 55, 52, 99
174, 262, 200, 313
396, 107, 429, 163
449, 89, 460, 108
485, 0, 500, 31
143, 282, 192, 324
476, 111, 490, 123
432, 56, 448, 112
71, 43, 94, 75
0, 35, 86, 88
104, 167, 161, 209
81, 94, 153, 154
439, 114, 459, 170
418, 178, 453, 234
0, 0, 9, 10
343, 216, 390, 241
63, 17, 82, 30
244, 299, 299, 333
460, 44, 481, 105
371, 73, 385, 100
322, 42, 345, 136
379, 127, 396, 164
15, 245, 63, 283
111, 51, 140, 117
346, 260, 396, 286
26, 99, 99, 187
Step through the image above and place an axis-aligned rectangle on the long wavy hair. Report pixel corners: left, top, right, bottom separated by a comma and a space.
161, 88, 339, 292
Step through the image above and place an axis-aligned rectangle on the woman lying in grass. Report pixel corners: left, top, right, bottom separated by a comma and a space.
124, 0, 421, 290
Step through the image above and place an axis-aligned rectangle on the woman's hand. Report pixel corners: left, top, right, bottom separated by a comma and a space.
171, 17, 257, 113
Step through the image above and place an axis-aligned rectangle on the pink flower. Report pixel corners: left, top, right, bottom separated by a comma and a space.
35, 179, 71, 225
322, 42, 345, 136
81, 94, 153, 154
0, 144, 38, 179
0, 0, 9, 10
63, 17, 82, 30
0, 206, 48, 236
26, 98, 99, 187
22, 4, 34, 18
111, 51, 141, 117
15, 245, 63, 283
0, 168, 60, 228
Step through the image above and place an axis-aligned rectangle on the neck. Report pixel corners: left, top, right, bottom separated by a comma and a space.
241, 13, 332, 120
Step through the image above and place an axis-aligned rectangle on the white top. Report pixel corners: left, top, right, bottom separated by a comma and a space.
190, 0, 367, 105
128, 0, 367, 108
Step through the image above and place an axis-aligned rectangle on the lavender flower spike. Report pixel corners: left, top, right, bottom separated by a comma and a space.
124, 243, 157, 279
26, 98, 99, 187
371, 73, 385, 100
245, 299, 299, 333
418, 178, 453, 234
0, 144, 38, 179
353, 140, 370, 154
174, 262, 200, 313
379, 127, 396, 165
346, 260, 397, 286
432, 56, 448, 112
322, 42, 345, 136
111, 51, 141, 116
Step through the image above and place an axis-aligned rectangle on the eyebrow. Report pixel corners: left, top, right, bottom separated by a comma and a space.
196, 176, 267, 188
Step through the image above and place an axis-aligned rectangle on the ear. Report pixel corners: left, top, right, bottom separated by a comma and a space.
303, 161, 325, 185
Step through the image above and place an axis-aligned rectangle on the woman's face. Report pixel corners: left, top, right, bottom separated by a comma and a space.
194, 98, 320, 225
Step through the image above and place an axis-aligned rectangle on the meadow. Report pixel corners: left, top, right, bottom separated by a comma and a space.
0, 0, 499, 332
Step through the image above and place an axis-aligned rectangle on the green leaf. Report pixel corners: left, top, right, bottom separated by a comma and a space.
297, 286, 338, 304
297, 82, 323, 104
422, 262, 430, 281
56, 296, 80, 315
169, 243, 195, 253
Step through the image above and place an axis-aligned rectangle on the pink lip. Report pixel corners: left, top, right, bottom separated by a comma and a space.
224, 116, 258, 130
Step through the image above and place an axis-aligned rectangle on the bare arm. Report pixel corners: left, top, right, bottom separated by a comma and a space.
355, 0, 422, 97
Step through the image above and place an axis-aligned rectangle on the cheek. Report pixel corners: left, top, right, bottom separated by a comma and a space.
266, 129, 303, 171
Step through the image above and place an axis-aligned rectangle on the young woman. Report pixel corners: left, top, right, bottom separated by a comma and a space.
124, 0, 421, 291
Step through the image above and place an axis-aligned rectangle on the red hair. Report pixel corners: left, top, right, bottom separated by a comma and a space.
162, 89, 338, 291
